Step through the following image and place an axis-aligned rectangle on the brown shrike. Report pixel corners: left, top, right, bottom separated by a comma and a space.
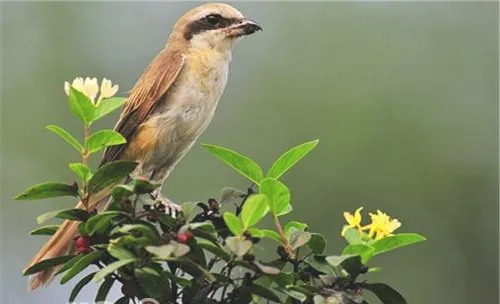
25, 3, 261, 290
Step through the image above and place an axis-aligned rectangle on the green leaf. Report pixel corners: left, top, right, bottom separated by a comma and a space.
68, 86, 95, 123
219, 187, 246, 205
111, 185, 134, 201
254, 261, 280, 275
94, 97, 126, 121
29, 225, 59, 236
115, 297, 130, 304
15, 182, 78, 200
261, 229, 283, 244
306, 256, 338, 276
135, 267, 169, 299
342, 244, 375, 264
61, 251, 102, 284
240, 194, 269, 230
55, 254, 84, 275
23, 255, 76, 276
344, 228, 364, 245
115, 223, 160, 244
88, 161, 137, 194
371, 233, 426, 256
85, 211, 125, 235
326, 255, 364, 277
36, 208, 90, 225
363, 283, 407, 304
251, 284, 281, 302
259, 178, 291, 216
276, 287, 308, 302
95, 278, 115, 303
247, 227, 265, 238
108, 243, 137, 260
94, 259, 136, 282
86, 130, 126, 154
225, 236, 252, 257
276, 204, 293, 216
197, 239, 231, 261
223, 212, 244, 236
201, 143, 264, 184
146, 244, 176, 259
308, 233, 327, 254
284, 221, 308, 238
132, 178, 161, 194
290, 231, 312, 250
46, 125, 84, 153
69, 163, 93, 182
69, 272, 96, 302
267, 140, 319, 179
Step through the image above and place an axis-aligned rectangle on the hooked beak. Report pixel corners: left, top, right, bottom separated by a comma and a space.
228, 18, 262, 37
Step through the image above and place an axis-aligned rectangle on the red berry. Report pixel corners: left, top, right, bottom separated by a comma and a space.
75, 235, 91, 253
176, 231, 194, 244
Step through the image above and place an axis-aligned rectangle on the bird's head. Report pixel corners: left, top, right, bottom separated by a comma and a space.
171, 3, 262, 52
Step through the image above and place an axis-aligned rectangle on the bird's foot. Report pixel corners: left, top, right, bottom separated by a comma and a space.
151, 191, 182, 218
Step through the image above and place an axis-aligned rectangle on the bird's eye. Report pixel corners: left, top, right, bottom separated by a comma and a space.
204, 14, 221, 26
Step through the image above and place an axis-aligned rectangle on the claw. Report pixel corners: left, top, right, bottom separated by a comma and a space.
154, 192, 182, 218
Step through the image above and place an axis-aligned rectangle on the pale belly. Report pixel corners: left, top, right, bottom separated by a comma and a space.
138, 57, 230, 182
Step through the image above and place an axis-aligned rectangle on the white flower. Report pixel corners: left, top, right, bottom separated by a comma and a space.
100, 78, 119, 99
64, 77, 119, 103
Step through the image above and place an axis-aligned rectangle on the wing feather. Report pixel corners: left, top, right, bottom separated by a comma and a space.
100, 48, 185, 166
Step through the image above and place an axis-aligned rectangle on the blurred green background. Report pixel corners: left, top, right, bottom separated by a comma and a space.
1, 2, 498, 303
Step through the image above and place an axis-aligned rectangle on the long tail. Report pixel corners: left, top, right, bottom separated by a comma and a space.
24, 188, 112, 290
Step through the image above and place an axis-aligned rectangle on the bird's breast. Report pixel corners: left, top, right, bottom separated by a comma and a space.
140, 50, 231, 180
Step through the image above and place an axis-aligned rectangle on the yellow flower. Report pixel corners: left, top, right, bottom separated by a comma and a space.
99, 78, 119, 99
341, 207, 363, 236
363, 210, 401, 240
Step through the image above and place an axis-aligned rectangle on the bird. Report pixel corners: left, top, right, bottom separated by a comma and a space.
24, 2, 262, 290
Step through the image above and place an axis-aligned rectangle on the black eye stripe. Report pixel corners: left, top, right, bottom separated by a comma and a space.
183, 15, 240, 40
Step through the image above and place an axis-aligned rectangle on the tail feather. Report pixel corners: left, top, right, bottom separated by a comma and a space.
25, 188, 113, 290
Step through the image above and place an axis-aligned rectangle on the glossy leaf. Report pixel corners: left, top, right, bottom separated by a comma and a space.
85, 211, 125, 235
23, 255, 76, 276
308, 233, 327, 254
225, 236, 252, 257
36, 208, 90, 225
108, 243, 137, 260
241, 194, 269, 229
69, 272, 96, 302
88, 161, 137, 194
261, 229, 283, 244
259, 178, 291, 216
86, 130, 126, 154
201, 143, 264, 184
55, 254, 84, 275
94, 97, 126, 121
61, 251, 102, 284
371, 233, 426, 256
290, 231, 312, 250
344, 228, 364, 245
94, 259, 136, 282
146, 244, 176, 259
69, 163, 92, 182
342, 244, 375, 264
267, 140, 319, 179
29, 224, 59, 236
284, 221, 308, 238
197, 239, 231, 261
95, 278, 115, 303
223, 212, 244, 236
46, 125, 83, 153
363, 283, 407, 304
15, 182, 78, 200
135, 267, 169, 299
251, 284, 281, 303
68, 87, 95, 123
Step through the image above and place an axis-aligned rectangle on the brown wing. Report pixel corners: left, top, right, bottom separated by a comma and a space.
100, 48, 185, 166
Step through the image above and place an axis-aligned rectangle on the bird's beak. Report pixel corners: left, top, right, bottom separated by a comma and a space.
227, 18, 262, 38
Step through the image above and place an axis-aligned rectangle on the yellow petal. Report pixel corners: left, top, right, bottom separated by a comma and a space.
341, 225, 350, 237
353, 207, 363, 224
71, 77, 84, 92
100, 78, 119, 99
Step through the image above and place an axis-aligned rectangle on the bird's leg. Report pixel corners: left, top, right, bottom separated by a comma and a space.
150, 189, 182, 217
